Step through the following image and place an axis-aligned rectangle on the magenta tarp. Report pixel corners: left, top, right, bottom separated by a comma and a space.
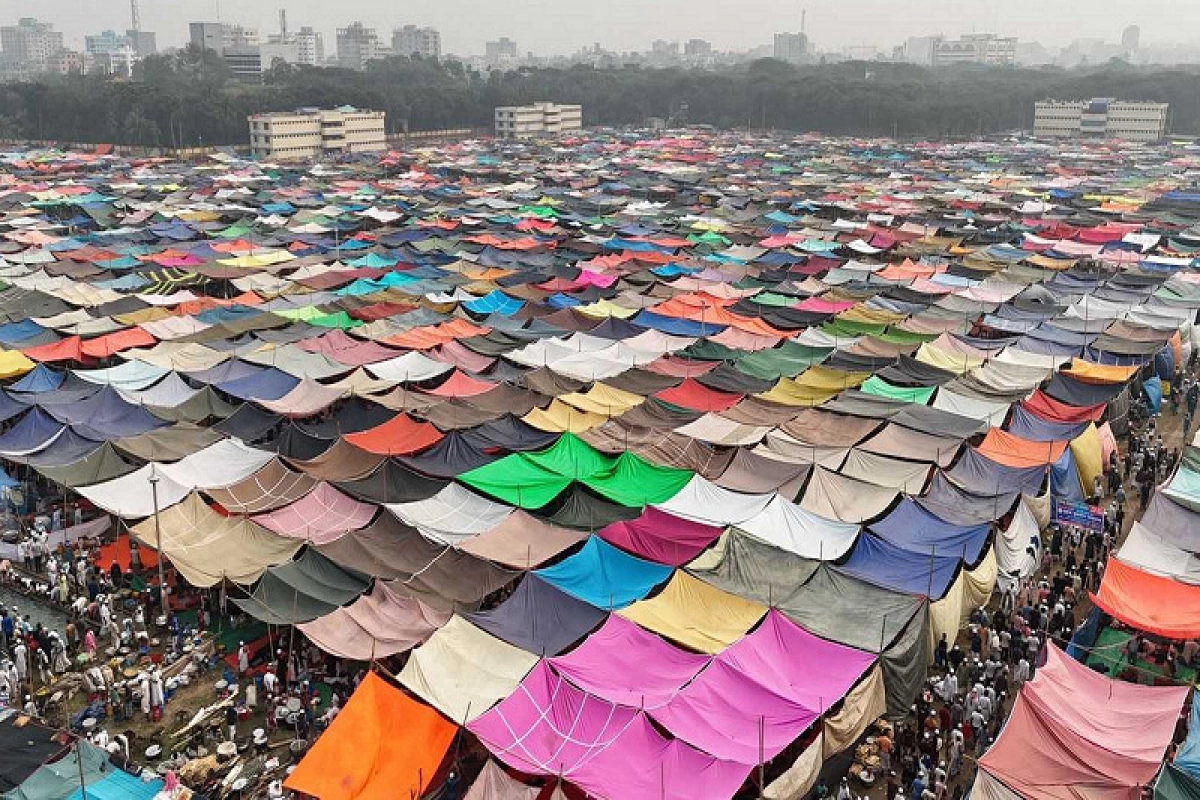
251, 481, 378, 544
650, 610, 875, 765
468, 661, 749, 800
978, 644, 1187, 799
548, 615, 708, 708
596, 507, 723, 566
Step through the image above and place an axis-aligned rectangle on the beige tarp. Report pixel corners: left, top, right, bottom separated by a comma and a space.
130, 492, 300, 586
297, 582, 449, 660
763, 732, 824, 800
857, 423, 964, 467
457, 510, 588, 569
464, 759, 542, 800
840, 450, 932, 493
398, 615, 538, 724
204, 458, 319, 513
822, 665, 887, 757
928, 548, 998, 655
618, 572, 766, 654
799, 466, 899, 523
1023, 491, 1052, 529
970, 770, 1025, 800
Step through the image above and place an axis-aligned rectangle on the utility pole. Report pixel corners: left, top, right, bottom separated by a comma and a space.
149, 472, 169, 622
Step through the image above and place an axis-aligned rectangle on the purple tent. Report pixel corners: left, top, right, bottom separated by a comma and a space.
43, 384, 168, 440
464, 575, 606, 656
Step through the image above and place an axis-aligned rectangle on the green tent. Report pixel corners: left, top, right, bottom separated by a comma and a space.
860, 375, 936, 405
1156, 764, 1200, 800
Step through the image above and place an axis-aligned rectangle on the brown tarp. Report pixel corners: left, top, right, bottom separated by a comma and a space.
287, 438, 386, 481
204, 458, 319, 513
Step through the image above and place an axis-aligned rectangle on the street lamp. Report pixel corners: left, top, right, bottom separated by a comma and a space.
148, 471, 169, 622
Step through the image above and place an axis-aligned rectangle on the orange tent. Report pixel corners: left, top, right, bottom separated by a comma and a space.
285, 671, 456, 800
976, 428, 1066, 468
1061, 360, 1138, 385
95, 533, 159, 572
344, 414, 444, 456
1092, 557, 1200, 640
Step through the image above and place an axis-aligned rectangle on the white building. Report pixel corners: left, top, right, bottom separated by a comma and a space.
773, 32, 809, 65
931, 34, 1017, 66
1034, 98, 1168, 142
336, 22, 386, 70
392, 25, 441, 60
494, 102, 583, 139
249, 107, 387, 160
1, 17, 65, 76
189, 22, 258, 54
296, 27, 324, 66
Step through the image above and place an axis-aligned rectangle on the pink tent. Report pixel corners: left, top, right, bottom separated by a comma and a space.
649, 610, 876, 765
251, 481, 378, 544
597, 507, 723, 566
468, 662, 749, 800
548, 615, 708, 708
977, 644, 1188, 799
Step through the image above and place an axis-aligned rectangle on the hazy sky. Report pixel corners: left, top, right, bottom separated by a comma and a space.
4, 0, 1192, 56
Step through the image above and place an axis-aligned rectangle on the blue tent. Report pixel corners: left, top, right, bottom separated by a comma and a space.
9, 364, 64, 393
1174, 691, 1200, 780
868, 498, 991, 564
535, 537, 671, 610
1050, 447, 1085, 502
65, 768, 162, 800
949, 448, 1047, 496
0, 408, 66, 457
216, 368, 301, 402
1145, 375, 1164, 413
839, 534, 960, 599
1007, 406, 1090, 443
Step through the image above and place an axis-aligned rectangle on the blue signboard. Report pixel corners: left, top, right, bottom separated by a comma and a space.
1051, 497, 1104, 532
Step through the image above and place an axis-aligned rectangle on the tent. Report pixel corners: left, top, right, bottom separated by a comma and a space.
285, 671, 457, 800
976, 643, 1188, 799
1092, 557, 1200, 639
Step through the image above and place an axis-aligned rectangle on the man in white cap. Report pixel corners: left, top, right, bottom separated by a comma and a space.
238, 641, 249, 675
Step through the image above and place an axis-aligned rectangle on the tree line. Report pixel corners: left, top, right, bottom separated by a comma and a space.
0, 45, 1198, 148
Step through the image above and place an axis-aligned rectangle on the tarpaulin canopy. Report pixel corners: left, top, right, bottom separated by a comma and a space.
650, 609, 874, 765
597, 506, 722, 566
285, 670, 457, 800
687, 528, 821, 606
1092, 557, 1200, 639
463, 760, 544, 800
252, 481, 378, 544
977, 643, 1187, 800
204, 458, 319, 513
977, 428, 1068, 468
343, 413, 445, 456
869, 498, 991, 563
297, 580, 449, 660
465, 574, 606, 656
738, 495, 862, 560
233, 548, 370, 624
840, 533, 961, 598
548, 614, 709, 708
130, 492, 300, 587
386, 483, 514, 545
619, 571, 767, 653
468, 661, 750, 800
535, 536, 672, 609
1156, 764, 1200, 800
316, 513, 516, 612
398, 615, 539, 724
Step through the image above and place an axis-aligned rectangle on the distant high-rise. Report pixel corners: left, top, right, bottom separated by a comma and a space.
0, 17, 65, 76
1121, 25, 1140, 54
931, 34, 1017, 66
296, 27, 324, 66
773, 31, 809, 64
392, 25, 441, 60
336, 22, 386, 70
684, 39, 712, 57
485, 37, 518, 64
189, 21, 258, 54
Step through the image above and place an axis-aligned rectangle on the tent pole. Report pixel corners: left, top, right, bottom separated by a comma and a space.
76, 738, 89, 800
758, 715, 765, 798
926, 544, 936, 598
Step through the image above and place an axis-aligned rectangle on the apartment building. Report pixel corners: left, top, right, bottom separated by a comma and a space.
249, 107, 387, 160
494, 102, 583, 139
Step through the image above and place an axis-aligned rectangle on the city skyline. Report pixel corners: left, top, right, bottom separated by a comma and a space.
14, 0, 1200, 58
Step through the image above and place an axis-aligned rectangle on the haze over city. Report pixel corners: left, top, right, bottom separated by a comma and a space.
13, 0, 1200, 57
